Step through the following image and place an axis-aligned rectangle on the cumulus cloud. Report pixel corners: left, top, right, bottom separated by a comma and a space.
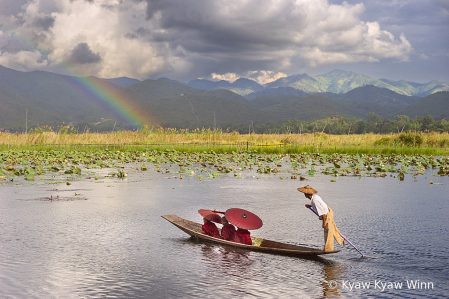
0, 0, 415, 82
247, 71, 288, 85
69, 42, 101, 64
209, 71, 287, 85
210, 73, 240, 83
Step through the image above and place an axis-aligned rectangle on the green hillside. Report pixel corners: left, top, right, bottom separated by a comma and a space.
117, 79, 249, 105
102, 76, 140, 88
0, 84, 62, 129
394, 91, 449, 120
0, 66, 122, 117
202, 89, 250, 104
312, 70, 407, 95
249, 95, 300, 109
73, 103, 117, 124
261, 95, 353, 122
256, 93, 406, 122
246, 87, 308, 100
142, 94, 269, 128
379, 79, 449, 97
332, 98, 403, 119
264, 74, 318, 90
226, 88, 256, 96
117, 79, 199, 105
317, 85, 419, 106
252, 86, 408, 119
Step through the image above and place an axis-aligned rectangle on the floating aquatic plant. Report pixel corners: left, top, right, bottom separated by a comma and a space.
0, 149, 447, 185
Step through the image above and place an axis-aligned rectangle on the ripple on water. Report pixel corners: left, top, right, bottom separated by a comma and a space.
0, 166, 448, 298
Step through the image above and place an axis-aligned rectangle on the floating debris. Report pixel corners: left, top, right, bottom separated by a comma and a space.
17, 196, 88, 201
46, 189, 92, 192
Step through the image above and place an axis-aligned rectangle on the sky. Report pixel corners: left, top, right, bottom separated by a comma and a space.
0, 0, 447, 84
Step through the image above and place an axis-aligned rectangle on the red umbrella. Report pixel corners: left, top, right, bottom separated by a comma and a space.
198, 209, 222, 223
225, 208, 263, 230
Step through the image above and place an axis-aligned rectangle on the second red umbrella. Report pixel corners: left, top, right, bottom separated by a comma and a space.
198, 209, 222, 223
225, 208, 263, 230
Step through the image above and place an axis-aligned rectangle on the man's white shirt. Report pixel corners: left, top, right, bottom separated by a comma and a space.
310, 194, 329, 216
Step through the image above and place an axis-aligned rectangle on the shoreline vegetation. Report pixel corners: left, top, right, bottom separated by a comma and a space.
1, 128, 448, 183
0, 127, 448, 155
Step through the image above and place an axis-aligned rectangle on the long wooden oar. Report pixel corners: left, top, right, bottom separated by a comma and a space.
307, 207, 374, 258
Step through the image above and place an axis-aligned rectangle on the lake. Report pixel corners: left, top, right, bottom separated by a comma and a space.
1, 159, 448, 298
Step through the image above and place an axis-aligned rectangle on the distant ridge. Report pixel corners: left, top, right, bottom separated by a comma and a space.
186, 69, 449, 97
261, 95, 353, 122
187, 79, 231, 90
316, 85, 420, 106
249, 95, 301, 109
102, 77, 140, 88
395, 91, 449, 120
246, 87, 308, 101
187, 78, 263, 96
157, 77, 185, 85
264, 73, 317, 89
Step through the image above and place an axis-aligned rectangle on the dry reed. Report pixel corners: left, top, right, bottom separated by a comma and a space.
1, 129, 448, 150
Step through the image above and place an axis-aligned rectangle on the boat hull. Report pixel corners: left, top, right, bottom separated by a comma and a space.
162, 214, 339, 257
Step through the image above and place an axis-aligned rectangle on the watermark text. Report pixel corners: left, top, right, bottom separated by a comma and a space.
328, 280, 434, 292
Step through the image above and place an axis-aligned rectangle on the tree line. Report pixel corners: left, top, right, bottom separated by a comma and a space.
6, 113, 449, 135
228, 114, 449, 135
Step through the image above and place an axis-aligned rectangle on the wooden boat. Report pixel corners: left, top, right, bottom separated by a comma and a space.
162, 214, 339, 257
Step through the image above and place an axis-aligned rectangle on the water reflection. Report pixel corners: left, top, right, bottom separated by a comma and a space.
171, 237, 261, 297
192, 236, 347, 299
320, 261, 344, 298
200, 243, 252, 276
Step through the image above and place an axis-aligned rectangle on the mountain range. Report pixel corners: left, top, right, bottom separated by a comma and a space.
187, 69, 449, 98
0, 65, 447, 131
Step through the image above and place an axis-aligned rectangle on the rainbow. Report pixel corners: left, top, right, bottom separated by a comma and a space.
1, 26, 154, 128
60, 74, 153, 128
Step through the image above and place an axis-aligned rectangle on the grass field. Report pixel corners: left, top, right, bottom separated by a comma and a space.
0, 128, 448, 155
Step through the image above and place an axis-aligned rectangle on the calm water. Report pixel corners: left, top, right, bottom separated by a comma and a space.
1, 162, 448, 298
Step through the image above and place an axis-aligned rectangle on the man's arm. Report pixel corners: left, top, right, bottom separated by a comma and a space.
322, 213, 327, 228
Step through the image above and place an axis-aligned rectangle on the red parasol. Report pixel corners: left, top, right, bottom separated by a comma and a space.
198, 209, 222, 223
225, 208, 263, 230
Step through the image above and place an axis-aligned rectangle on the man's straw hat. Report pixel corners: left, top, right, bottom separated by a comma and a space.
297, 185, 318, 194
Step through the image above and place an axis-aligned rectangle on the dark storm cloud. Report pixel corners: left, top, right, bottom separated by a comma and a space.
69, 43, 102, 64
33, 16, 55, 31
142, 0, 304, 53
138, 0, 313, 79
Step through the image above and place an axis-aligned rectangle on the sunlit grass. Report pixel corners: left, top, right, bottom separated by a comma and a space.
0, 127, 448, 155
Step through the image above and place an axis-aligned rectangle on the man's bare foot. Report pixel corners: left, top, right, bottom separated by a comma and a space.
343, 240, 346, 246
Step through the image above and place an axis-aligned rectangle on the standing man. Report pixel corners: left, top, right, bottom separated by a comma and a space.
298, 185, 345, 252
